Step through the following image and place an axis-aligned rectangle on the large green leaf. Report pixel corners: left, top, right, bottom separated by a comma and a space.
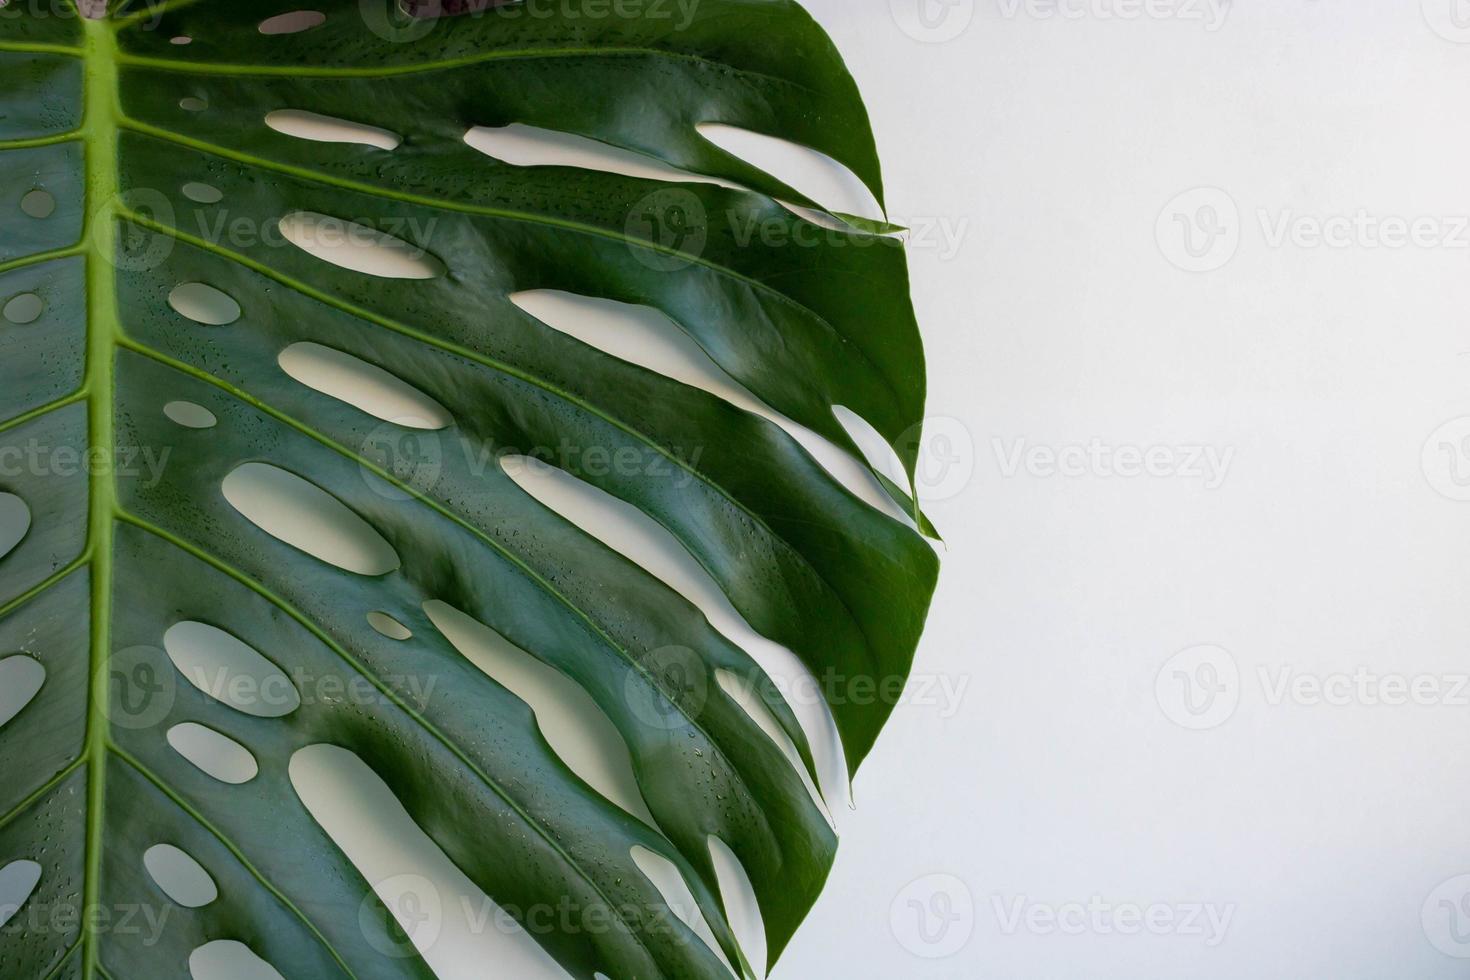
0, 1, 939, 977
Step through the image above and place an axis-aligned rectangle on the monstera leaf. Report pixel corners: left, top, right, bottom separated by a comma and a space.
0, 1, 938, 977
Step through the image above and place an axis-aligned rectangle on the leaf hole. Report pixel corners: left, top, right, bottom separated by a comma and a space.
278, 343, 452, 429
19, 189, 55, 219
289, 744, 564, 974
258, 10, 326, 34
164, 621, 301, 719
144, 844, 218, 908
170, 35, 192, 45
629, 846, 736, 976
832, 405, 908, 489
179, 97, 208, 112
167, 723, 260, 785
168, 282, 241, 326
264, 110, 401, 151
714, 668, 830, 824
464, 124, 734, 188
222, 463, 401, 576
164, 400, 218, 430
697, 123, 882, 221
509, 290, 907, 521
3, 293, 43, 325
182, 182, 223, 205
0, 492, 31, 561
188, 941, 285, 980
0, 860, 41, 931
423, 600, 653, 826
0, 656, 45, 730
276, 212, 444, 280
367, 611, 412, 641
709, 835, 766, 978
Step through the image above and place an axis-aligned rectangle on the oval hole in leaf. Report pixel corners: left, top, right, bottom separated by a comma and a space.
509, 290, 906, 523
182, 182, 223, 205
179, 97, 207, 112
168, 282, 241, 326
3, 293, 43, 325
167, 723, 259, 785
277, 212, 444, 280
0, 860, 41, 930
0, 493, 31, 561
423, 600, 653, 826
188, 941, 285, 980
223, 463, 400, 576
289, 744, 565, 976
144, 844, 218, 908
164, 621, 301, 719
697, 122, 882, 221
170, 35, 192, 45
0, 657, 44, 730
278, 343, 452, 429
258, 10, 326, 34
20, 189, 55, 219
367, 611, 412, 641
629, 846, 735, 974
464, 124, 735, 188
164, 401, 218, 430
264, 110, 400, 151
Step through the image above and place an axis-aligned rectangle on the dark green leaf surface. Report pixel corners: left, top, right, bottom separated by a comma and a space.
0, 2, 938, 977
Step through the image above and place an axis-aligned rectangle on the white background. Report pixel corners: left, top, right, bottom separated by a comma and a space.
782, 1, 1470, 977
